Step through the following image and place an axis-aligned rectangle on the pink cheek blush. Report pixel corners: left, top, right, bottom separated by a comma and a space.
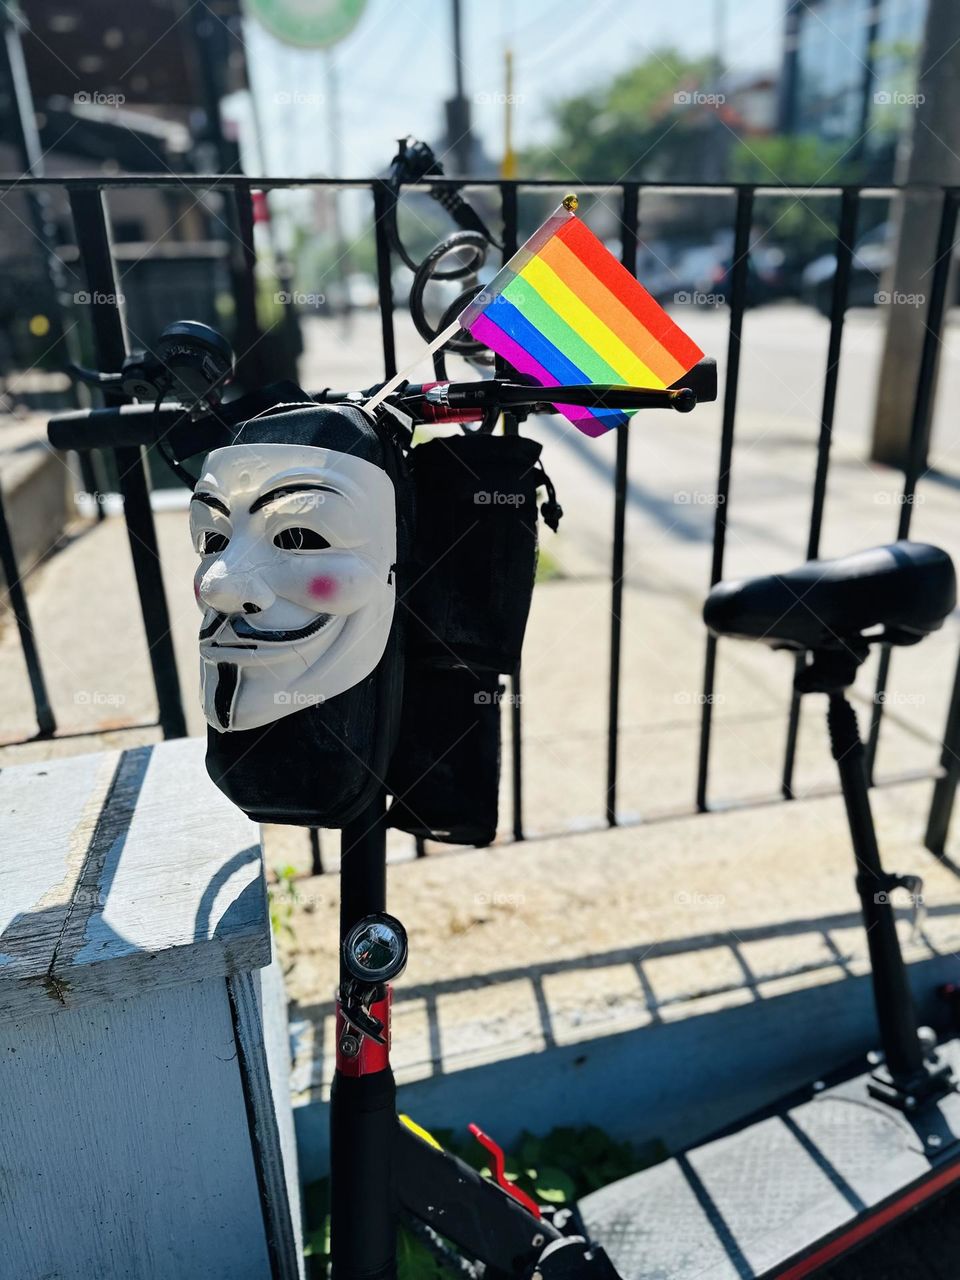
194, 579, 201, 602
309, 574, 337, 601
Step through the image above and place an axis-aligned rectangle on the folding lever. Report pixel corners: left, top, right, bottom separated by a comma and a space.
868, 870, 926, 941
469, 1122, 542, 1219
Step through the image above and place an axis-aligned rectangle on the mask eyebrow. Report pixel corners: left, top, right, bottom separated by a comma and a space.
192, 491, 230, 516
249, 483, 344, 514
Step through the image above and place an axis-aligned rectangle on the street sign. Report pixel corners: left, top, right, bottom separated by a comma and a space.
244, 0, 368, 49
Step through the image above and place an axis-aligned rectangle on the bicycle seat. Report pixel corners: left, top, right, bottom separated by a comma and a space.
703, 541, 956, 651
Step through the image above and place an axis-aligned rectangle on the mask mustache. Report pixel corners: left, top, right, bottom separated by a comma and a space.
199, 611, 227, 640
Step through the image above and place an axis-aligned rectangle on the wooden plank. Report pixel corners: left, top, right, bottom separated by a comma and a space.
0, 979, 274, 1279
230, 964, 304, 1280
0, 738, 270, 1020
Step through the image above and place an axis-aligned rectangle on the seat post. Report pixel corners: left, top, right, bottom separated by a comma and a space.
825, 688, 953, 1108
828, 696, 922, 1072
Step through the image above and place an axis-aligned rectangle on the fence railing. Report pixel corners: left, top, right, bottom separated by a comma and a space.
2, 173, 959, 857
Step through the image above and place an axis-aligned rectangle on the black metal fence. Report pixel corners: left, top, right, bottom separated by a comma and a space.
2, 173, 959, 857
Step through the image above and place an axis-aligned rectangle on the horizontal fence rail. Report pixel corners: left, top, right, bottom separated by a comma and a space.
1, 173, 959, 858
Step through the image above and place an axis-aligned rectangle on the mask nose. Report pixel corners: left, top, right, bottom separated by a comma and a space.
198, 558, 276, 615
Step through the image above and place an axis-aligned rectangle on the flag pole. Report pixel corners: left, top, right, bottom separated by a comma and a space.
364, 318, 462, 414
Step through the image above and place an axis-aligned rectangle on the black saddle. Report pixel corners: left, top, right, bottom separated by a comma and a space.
703, 541, 956, 652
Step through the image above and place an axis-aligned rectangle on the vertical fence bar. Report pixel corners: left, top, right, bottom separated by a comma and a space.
499, 181, 524, 840
0, 484, 55, 737
866, 187, 960, 782
67, 188, 186, 740
372, 181, 397, 381
696, 186, 755, 812
926, 643, 960, 857
308, 828, 324, 876
782, 188, 859, 798
231, 184, 270, 390
605, 182, 639, 827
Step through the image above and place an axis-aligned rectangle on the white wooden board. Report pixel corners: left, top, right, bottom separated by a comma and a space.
0, 738, 269, 1021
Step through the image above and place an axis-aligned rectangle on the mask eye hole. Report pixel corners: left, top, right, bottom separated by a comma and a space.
198, 530, 230, 555
274, 527, 330, 551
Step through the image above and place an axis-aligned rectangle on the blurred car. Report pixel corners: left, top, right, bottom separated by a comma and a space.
801, 223, 892, 315
696, 244, 791, 308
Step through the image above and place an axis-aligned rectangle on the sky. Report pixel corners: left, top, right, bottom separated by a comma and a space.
236, 0, 785, 178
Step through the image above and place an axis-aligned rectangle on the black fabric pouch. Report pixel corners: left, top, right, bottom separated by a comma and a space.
405, 433, 545, 673
386, 665, 501, 846
203, 403, 413, 828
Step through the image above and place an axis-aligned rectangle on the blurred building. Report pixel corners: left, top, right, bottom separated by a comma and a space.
0, 0, 273, 389
779, 0, 927, 179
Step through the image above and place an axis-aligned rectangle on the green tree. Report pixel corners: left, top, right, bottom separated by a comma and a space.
523, 48, 718, 182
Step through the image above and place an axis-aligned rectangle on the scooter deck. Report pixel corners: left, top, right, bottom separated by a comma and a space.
580, 1039, 960, 1279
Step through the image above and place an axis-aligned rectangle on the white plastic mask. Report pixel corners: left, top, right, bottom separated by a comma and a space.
191, 442, 397, 731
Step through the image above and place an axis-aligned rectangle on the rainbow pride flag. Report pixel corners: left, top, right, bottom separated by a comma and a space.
458, 203, 703, 436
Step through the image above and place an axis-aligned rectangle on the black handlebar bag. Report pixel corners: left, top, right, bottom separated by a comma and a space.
386, 664, 502, 846
405, 433, 550, 674
191, 403, 413, 827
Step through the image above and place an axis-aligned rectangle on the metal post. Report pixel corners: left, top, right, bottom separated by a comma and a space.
330, 794, 397, 1280
606, 184, 639, 827
696, 186, 754, 811
925, 643, 960, 857
828, 693, 950, 1104
0, 485, 55, 736
866, 188, 960, 781
500, 182, 524, 841
372, 182, 397, 381
782, 188, 859, 798
67, 188, 186, 740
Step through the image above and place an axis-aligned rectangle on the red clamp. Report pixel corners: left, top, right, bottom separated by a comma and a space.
469, 1122, 542, 1219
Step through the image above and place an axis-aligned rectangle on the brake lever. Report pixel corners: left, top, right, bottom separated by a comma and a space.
67, 363, 122, 387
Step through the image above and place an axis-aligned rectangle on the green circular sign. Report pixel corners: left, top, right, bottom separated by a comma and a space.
245, 0, 368, 49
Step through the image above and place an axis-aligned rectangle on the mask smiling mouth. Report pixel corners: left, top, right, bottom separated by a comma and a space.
200, 610, 337, 648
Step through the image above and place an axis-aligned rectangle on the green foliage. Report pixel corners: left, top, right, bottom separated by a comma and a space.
522, 48, 717, 182
269, 863, 299, 944
729, 135, 864, 263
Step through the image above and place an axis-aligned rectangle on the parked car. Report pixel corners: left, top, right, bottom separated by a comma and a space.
697, 243, 791, 308
801, 222, 892, 315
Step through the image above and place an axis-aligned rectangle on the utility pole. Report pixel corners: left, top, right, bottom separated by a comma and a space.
501, 47, 516, 179
445, 0, 473, 174
870, 0, 960, 469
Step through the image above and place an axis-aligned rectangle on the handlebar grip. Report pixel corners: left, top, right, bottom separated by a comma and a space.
672, 356, 717, 403
48, 404, 192, 451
